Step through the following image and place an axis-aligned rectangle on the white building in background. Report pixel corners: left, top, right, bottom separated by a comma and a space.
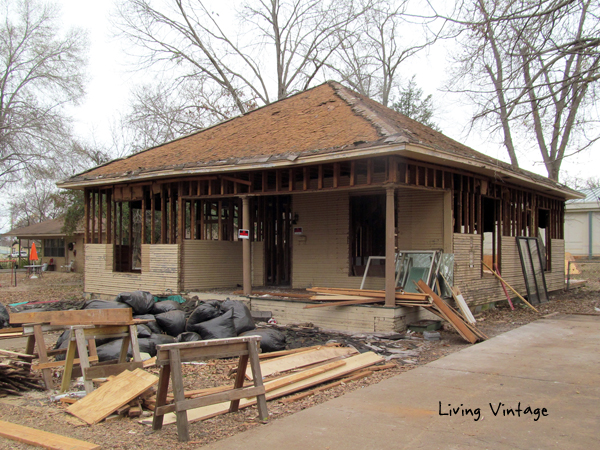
565, 187, 600, 258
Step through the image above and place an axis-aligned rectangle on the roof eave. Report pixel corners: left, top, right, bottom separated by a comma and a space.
57, 142, 581, 200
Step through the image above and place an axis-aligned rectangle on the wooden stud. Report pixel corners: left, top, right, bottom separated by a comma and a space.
333, 162, 340, 188
367, 159, 373, 185
350, 161, 356, 186
98, 191, 103, 244
84, 189, 90, 244
289, 169, 294, 192
161, 186, 167, 244
91, 190, 96, 244
106, 190, 112, 245
276, 170, 282, 192
318, 165, 323, 189
262, 170, 267, 193
303, 167, 309, 191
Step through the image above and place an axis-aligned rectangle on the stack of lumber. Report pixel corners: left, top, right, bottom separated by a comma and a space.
140, 345, 385, 427
305, 287, 431, 308
0, 349, 44, 396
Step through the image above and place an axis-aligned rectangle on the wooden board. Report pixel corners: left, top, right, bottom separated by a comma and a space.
0, 419, 100, 450
451, 287, 477, 325
10, 308, 132, 326
303, 298, 383, 308
246, 346, 358, 380
143, 351, 383, 426
68, 368, 158, 424
417, 281, 478, 344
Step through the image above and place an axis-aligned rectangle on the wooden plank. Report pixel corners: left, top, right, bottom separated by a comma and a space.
246, 346, 357, 380
303, 298, 383, 308
141, 352, 383, 426
451, 287, 477, 325
0, 420, 100, 450
32, 355, 99, 371
10, 309, 132, 326
68, 368, 158, 425
417, 281, 478, 344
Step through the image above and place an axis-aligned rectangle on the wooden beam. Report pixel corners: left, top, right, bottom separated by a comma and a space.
98, 191, 103, 244
385, 186, 396, 307
11, 309, 133, 326
84, 189, 90, 244
0, 420, 100, 450
91, 190, 96, 244
106, 190, 112, 245
242, 196, 251, 296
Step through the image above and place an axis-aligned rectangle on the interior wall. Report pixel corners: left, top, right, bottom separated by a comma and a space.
396, 188, 446, 251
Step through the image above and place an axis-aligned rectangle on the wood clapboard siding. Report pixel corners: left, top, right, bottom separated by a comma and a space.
547, 239, 565, 292
182, 240, 243, 290
454, 235, 565, 307
85, 244, 179, 296
397, 189, 445, 250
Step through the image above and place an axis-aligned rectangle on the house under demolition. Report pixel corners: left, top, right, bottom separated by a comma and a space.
57, 81, 581, 332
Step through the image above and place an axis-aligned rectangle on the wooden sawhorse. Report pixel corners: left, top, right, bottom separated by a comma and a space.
22, 323, 97, 390
152, 336, 268, 442
61, 323, 143, 393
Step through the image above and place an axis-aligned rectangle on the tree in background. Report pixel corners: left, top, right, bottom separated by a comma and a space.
114, 0, 366, 120
327, 0, 437, 107
445, 0, 599, 181
0, 0, 88, 189
392, 75, 439, 130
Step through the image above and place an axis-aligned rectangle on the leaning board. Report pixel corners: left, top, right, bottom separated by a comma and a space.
68, 368, 158, 424
0, 419, 100, 450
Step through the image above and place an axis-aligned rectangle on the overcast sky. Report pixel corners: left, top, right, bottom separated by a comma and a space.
2, 0, 597, 232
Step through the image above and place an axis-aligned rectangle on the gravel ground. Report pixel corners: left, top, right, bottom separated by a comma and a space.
1, 265, 599, 449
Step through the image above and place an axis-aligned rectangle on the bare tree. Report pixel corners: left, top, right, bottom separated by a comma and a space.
123, 78, 245, 152
114, 0, 365, 119
327, 0, 438, 106
445, 0, 600, 181
0, 0, 87, 189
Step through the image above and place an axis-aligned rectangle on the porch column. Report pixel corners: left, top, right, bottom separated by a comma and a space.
385, 186, 396, 307
242, 196, 252, 296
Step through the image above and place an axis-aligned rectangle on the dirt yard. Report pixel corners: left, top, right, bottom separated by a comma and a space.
1, 265, 599, 449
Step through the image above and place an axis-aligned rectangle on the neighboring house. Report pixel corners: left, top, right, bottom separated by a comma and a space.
57, 81, 582, 331
3, 218, 84, 273
565, 187, 600, 258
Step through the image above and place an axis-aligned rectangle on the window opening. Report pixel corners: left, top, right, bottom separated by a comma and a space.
350, 194, 385, 277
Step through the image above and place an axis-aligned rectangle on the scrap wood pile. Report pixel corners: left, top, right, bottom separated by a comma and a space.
306, 283, 487, 344
60, 344, 388, 426
139, 343, 386, 426
0, 349, 44, 396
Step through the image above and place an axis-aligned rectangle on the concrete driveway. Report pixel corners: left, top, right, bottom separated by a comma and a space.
199, 314, 600, 450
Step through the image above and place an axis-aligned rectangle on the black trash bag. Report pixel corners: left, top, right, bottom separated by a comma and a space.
177, 332, 201, 342
95, 339, 128, 362
240, 328, 286, 353
137, 338, 157, 357
115, 291, 154, 315
155, 310, 187, 337
221, 300, 255, 335
54, 330, 70, 349
0, 303, 8, 328
83, 299, 131, 310
151, 300, 180, 315
186, 301, 222, 332
133, 315, 162, 334
149, 333, 177, 347
137, 324, 152, 339
53, 330, 117, 361
195, 309, 237, 340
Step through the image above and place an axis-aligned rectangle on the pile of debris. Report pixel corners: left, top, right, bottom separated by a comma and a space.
53, 343, 387, 427
0, 349, 44, 396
